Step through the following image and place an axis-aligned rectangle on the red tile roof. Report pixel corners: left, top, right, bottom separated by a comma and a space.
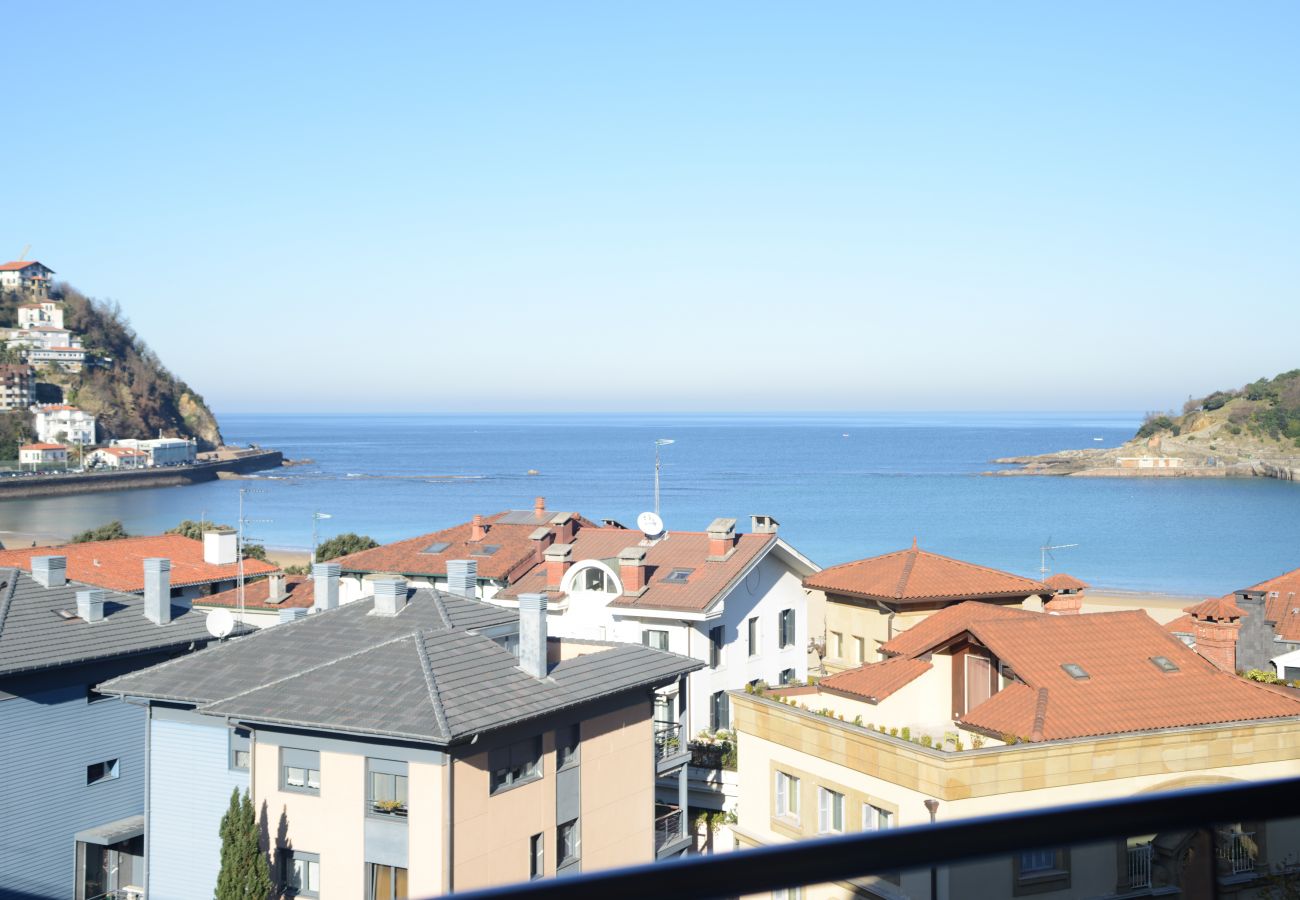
1184, 595, 1245, 621
1045, 573, 1088, 592
1164, 613, 1196, 634
0, 534, 278, 592
820, 656, 933, 702
19, 443, 66, 451
200, 575, 314, 610
0, 261, 50, 272
805, 544, 1049, 604
333, 505, 598, 582
95, 447, 148, 458
500, 529, 778, 613
880, 601, 1036, 657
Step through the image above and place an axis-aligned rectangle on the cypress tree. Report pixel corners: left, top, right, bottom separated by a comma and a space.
215, 787, 273, 900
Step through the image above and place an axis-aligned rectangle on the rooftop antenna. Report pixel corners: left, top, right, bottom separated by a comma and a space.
237, 487, 271, 623
653, 438, 674, 517
1039, 537, 1078, 579
17, 244, 30, 261
311, 510, 332, 565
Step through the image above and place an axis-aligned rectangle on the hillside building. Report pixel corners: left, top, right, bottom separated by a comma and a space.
18, 442, 68, 468
0, 259, 55, 296
32, 403, 96, 444
0, 362, 35, 410
17, 299, 65, 330
100, 571, 701, 899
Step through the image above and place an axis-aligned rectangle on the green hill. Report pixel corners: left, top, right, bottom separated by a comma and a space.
1138, 369, 1300, 446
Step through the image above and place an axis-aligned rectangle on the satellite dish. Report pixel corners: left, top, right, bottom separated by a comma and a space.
637, 511, 665, 538
206, 609, 235, 640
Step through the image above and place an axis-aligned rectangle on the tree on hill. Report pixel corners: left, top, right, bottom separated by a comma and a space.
71, 521, 129, 543
0, 410, 33, 460
316, 532, 379, 562
214, 787, 272, 900
166, 520, 268, 561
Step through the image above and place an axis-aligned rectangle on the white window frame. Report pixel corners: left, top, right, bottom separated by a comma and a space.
818, 787, 844, 834
775, 771, 800, 821
748, 617, 760, 656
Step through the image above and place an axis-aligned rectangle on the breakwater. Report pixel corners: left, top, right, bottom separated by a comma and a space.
0, 449, 283, 499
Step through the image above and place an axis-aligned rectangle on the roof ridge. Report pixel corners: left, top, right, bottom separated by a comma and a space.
1030, 687, 1050, 741
893, 547, 919, 599
211, 631, 418, 706
413, 630, 451, 739
0, 568, 20, 639
430, 590, 453, 630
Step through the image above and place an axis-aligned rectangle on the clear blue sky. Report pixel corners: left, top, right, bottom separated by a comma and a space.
4, 2, 1297, 413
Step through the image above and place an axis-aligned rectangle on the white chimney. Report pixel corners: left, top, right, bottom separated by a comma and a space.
312, 562, 339, 612
203, 530, 238, 566
266, 573, 286, 603
446, 559, 477, 599
32, 555, 66, 588
144, 558, 172, 625
77, 589, 106, 623
518, 592, 548, 678
373, 576, 408, 617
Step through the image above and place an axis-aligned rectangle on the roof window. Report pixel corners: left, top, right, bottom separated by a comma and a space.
421, 541, 451, 554
662, 568, 694, 584
1150, 656, 1179, 673
471, 545, 501, 558
1060, 663, 1089, 680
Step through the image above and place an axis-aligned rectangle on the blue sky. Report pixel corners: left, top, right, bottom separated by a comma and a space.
3, 2, 1296, 413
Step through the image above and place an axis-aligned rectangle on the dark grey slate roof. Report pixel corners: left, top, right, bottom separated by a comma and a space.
0, 567, 240, 677
100, 589, 699, 745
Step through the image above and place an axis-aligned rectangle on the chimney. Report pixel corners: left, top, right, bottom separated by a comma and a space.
552, 512, 578, 544
144, 558, 172, 625
545, 544, 573, 589
1187, 598, 1243, 672
76, 588, 106, 623
312, 562, 340, 612
707, 517, 738, 560
470, 514, 487, 543
373, 576, 408, 617
751, 514, 779, 534
518, 592, 548, 678
619, 547, 647, 596
534, 496, 546, 519
279, 607, 309, 624
203, 529, 238, 566
529, 526, 555, 562
31, 555, 66, 588
446, 559, 477, 599
266, 573, 286, 603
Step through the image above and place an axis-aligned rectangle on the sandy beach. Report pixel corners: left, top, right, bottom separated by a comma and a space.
1081, 589, 1201, 624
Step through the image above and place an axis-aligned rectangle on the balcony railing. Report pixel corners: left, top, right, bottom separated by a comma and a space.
655, 808, 684, 850
445, 776, 1300, 900
653, 721, 682, 762
1125, 843, 1152, 889
1218, 830, 1257, 875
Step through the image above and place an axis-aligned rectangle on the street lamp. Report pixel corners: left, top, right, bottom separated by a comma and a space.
924, 799, 940, 900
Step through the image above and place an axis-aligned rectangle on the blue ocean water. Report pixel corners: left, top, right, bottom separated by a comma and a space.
0, 412, 1296, 596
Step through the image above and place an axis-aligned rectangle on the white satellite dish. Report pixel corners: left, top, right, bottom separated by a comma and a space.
206, 608, 235, 640
637, 511, 665, 538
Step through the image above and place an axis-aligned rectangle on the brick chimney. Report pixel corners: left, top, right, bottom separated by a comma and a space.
534, 496, 546, 519
529, 526, 555, 563
470, 514, 487, 543
1186, 596, 1244, 672
707, 517, 737, 560
552, 512, 578, 544
619, 547, 647, 596
545, 544, 573, 589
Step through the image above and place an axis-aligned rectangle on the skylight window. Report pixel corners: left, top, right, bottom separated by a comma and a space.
1061, 663, 1089, 680
662, 568, 694, 584
471, 545, 501, 558
422, 541, 451, 554
1150, 656, 1179, 673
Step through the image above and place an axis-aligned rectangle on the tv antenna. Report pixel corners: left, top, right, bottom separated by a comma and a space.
653, 439, 674, 517
1039, 537, 1078, 579
311, 510, 332, 565
237, 488, 271, 622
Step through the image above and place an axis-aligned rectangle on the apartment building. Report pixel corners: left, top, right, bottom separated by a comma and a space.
804, 542, 1051, 671
31, 403, 96, 444
731, 601, 1300, 899
0, 555, 244, 899
0, 362, 35, 410
99, 569, 701, 900
0, 259, 55, 296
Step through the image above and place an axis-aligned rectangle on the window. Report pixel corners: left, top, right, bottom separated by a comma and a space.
229, 728, 251, 772
863, 803, 894, 831
282, 748, 321, 795
557, 819, 580, 866
830, 631, 843, 659
663, 568, 693, 584
778, 608, 796, 648
557, 724, 580, 770
367, 863, 408, 900
367, 758, 409, 817
853, 636, 865, 663
779, 668, 797, 685
422, 541, 451, 554
817, 787, 844, 834
1020, 850, 1056, 875
86, 684, 111, 704
642, 629, 669, 651
710, 691, 729, 731
775, 771, 800, 820
773, 890, 803, 900
748, 617, 760, 656
489, 736, 542, 794
282, 850, 320, 898
86, 758, 119, 785
653, 694, 675, 727
530, 833, 544, 880
709, 625, 724, 668
582, 567, 608, 592
1013, 848, 1071, 894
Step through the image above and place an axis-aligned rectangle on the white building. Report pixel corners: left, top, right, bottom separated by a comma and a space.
31, 404, 96, 445
111, 437, 197, 466
17, 301, 65, 330
88, 446, 149, 469
0, 261, 55, 296
18, 443, 68, 468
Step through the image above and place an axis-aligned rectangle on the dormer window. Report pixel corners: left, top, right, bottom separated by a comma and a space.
574, 566, 617, 593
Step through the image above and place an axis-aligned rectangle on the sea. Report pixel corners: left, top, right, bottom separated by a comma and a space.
0, 411, 1296, 597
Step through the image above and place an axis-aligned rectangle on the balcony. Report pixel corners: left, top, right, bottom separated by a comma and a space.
1125, 843, 1152, 890
655, 806, 691, 859
1218, 829, 1257, 876
653, 721, 690, 774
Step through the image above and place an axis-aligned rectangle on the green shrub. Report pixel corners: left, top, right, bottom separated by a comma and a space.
900, 726, 911, 742
888, 727, 898, 737
920, 735, 932, 748
71, 521, 129, 543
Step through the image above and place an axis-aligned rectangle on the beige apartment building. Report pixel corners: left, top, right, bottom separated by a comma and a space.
805, 542, 1051, 672
731, 601, 1300, 899
103, 569, 700, 899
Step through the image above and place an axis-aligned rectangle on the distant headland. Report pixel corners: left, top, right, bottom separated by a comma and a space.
992, 369, 1300, 481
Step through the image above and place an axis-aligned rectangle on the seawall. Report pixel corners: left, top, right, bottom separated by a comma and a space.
0, 450, 283, 499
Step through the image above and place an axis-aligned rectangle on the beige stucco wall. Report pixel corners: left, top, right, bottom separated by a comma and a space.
578, 699, 654, 870
407, 760, 444, 897
823, 598, 935, 671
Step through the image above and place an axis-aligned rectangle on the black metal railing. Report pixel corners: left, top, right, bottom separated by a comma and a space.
652, 721, 682, 761
445, 776, 1300, 900
655, 808, 683, 850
